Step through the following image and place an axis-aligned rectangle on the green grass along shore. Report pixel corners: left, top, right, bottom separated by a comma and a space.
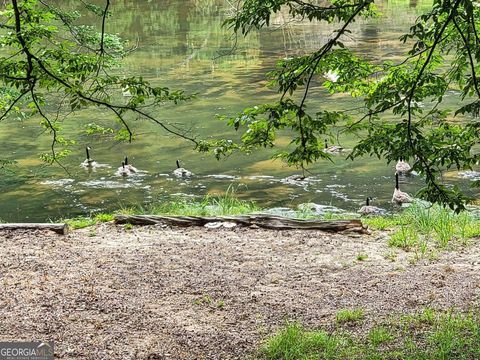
64, 194, 480, 249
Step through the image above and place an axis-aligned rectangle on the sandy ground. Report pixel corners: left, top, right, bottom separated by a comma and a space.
1, 224, 480, 359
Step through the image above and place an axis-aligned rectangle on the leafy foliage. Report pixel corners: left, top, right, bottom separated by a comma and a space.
0, 0, 196, 167
212, 0, 480, 211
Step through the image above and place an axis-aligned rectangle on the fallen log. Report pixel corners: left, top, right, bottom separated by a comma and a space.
114, 214, 368, 234
0, 223, 69, 235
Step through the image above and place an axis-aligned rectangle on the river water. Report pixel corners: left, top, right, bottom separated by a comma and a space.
0, 0, 477, 222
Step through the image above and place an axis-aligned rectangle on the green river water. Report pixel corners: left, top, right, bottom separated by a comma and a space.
0, 0, 478, 222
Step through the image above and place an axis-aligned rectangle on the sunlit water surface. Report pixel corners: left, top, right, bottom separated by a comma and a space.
1, 0, 478, 222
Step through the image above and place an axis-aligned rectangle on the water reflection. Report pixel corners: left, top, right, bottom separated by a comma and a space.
1, 0, 477, 222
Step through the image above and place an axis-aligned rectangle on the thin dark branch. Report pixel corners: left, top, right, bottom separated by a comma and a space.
290, 0, 364, 12
1, 74, 29, 81
344, 99, 404, 131
0, 89, 29, 122
27, 52, 198, 145
470, 11, 480, 47
134, 109, 198, 145
280, 0, 371, 101
293, 1, 370, 160
30, 87, 71, 175
299, 1, 368, 109
99, 0, 110, 55
406, 0, 462, 201
452, 16, 480, 98
393, 34, 449, 68
11, 0, 34, 80
107, 106, 133, 142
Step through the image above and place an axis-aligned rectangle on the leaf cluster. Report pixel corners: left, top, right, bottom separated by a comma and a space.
221, 0, 480, 210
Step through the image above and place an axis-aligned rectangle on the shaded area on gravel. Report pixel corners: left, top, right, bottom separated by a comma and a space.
1, 225, 479, 359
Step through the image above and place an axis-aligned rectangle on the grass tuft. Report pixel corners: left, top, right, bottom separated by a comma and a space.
363, 215, 408, 230
370, 203, 480, 259
368, 326, 394, 347
336, 309, 365, 324
388, 225, 420, 251
94, 213, 115, 222
65, 212, 115, 229
260, 310, 480, 359
65, 217, 97, 230
262, 322, 345, 360
356, 253, 368, 261
120, 187, 259, 217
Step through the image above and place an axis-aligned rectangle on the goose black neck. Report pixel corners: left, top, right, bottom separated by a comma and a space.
86, 147, 90, 159
124, 156, 128, 165
122, 161, 125, 169
366, 197, 370, 206
395, 173, 399, 190
176, 160, 181, 168
324, 139, 328, 149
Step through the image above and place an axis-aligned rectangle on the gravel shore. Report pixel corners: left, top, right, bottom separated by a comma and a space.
1, 224, 479, 359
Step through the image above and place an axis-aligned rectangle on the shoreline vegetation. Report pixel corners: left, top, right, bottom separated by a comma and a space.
62, 191, 480, 261
63, 193, 480, 250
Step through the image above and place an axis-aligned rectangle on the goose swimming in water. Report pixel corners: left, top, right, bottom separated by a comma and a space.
173, 160, 192, 178
392, 172, 413, 204
116, 161, 131, 177
124, 156, 138, 173
284, 174, 306, 181
358, 197, 385, 216
396, 157, 412, 175
323, 139, 344, 154
81, 146, 97, 168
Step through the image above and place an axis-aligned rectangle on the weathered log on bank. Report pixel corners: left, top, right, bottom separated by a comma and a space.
114, 214, 368, 234
0, 223, 69, 235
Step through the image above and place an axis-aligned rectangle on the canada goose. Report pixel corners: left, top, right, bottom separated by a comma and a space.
285, 174, 306, 181
392, 172, 413, 204
116, 161, 131, 177
323, 139, 343, 154
124, 156, 138, 173
358, 197, 385, 216
81, 146, 97, 168
396, 157, 412, 175
173, 159, 192, 177
281, 174, 308, 185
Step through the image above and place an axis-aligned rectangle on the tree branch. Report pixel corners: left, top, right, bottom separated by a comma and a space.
0, 90, 29, 122
406, 0, 462, 202
452, 16, 480, 98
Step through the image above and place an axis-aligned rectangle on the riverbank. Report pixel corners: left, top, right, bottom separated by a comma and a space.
1, 223, 480, 359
